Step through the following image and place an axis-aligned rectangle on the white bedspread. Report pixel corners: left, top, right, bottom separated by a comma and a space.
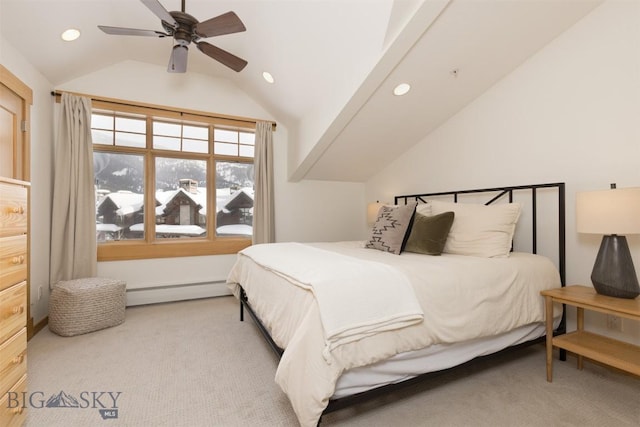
227, 241, 562, 427
238, 243, 423, 356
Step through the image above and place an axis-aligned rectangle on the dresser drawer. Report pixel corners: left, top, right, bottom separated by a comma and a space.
0, 282, 26, 344
0, 328, 27, 399
0, 235, 27, 292
0, 373, 27, 427
0, 182, 28, 238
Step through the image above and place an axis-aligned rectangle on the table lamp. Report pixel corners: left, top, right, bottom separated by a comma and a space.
576, 184, 640, 299
367, 201, 383, 227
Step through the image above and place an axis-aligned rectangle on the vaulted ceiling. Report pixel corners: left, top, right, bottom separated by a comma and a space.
0, 0, 602, 182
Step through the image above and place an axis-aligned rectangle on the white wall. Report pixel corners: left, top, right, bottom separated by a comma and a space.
1, 35, 54, 324
55, 60, 365, 304
367, 0, 640, 344
0, 47, 365, 310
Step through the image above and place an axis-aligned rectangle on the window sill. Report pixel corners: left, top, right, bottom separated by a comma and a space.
97, 238, 252, 261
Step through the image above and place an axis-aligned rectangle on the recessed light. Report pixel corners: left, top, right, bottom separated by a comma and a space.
61, 28, 81, 42
262, 71, 274, 84
393, 83, 411, 96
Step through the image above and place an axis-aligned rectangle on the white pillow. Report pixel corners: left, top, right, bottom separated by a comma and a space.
416, 203, 432, 217
429, 200, 522, 258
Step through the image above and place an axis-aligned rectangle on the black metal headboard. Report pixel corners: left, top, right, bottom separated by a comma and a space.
394, 182, 566, 287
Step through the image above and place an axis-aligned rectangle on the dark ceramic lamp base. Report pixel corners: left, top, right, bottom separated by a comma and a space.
591, 235, 640, 299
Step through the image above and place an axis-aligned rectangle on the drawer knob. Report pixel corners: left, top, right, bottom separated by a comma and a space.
12, 354, 24, 364
11, 255, 25, 265
12, 305, 25, 314
12, 206, 25, 215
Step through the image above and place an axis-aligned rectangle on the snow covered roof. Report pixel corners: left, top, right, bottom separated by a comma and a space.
97, 185, 254, 219
129, 223, 206, 236
216, 224, 252, 236
97, 191, 144, 215
156, 187, 207, 216
217, 187, 254, 213
96, 223, 122, 232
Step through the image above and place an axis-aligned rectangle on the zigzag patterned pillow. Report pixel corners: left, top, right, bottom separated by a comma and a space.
365, 202, 417, 255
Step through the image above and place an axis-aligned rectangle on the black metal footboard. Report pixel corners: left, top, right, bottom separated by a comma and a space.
238, 287, 558, 424
239, 287, 283, 357
321, 335, 548, 417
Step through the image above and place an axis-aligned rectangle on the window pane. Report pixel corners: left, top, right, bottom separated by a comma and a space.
94, 152, 145, 242
214, 142, 238, 156
92, 129, 113, 145
183, 138, 208, 153
115, 131, 145, 148
216, 161, 254, 237
116, 116, 146, 133
154, 121, 181, 137
92, 114, 113, 130
156, 157, 207, 239
239, 145, 254, 157
214, 129, 237, 143
239, 131, 255, 145
154, 136, 181, 151
183, 125, 208, 140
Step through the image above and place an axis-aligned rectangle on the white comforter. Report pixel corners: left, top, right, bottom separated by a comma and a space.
226, 241, 562, 426
238, 243, 424, 356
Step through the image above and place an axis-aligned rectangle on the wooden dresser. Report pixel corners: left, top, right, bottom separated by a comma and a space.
0, 177, 29, 427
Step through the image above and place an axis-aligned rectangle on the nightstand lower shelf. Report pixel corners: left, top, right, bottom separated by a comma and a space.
541, 285, 640, 382
553, 331, 640, 377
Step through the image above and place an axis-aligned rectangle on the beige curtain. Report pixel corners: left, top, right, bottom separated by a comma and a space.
49, 93, 97, 286
252, 121, 275, 244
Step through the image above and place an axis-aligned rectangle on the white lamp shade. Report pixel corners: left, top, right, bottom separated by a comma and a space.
367, 202, 383, 226
576, 187, 640, 235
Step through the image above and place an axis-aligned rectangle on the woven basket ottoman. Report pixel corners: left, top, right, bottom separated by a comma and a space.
49, 277, 126, 337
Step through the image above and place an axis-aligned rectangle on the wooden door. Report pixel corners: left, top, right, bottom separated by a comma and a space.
0, 64, 32, 339
0, 82, 24, 178
0, 65, 31, 182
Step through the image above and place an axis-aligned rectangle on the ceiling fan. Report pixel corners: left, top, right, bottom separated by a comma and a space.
98, 0, 247, 73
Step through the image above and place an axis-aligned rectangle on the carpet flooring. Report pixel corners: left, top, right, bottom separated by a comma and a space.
24, 296, 640, 426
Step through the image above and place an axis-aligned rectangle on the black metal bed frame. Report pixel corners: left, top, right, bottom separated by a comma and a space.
238, 182, 566, 423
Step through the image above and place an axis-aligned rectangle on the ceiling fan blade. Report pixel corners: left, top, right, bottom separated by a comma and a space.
98, 25, 168, 37
168, 45, 188, 73
197, 42, 247, 72
140, 0, 178, 28
196, 11, 246, 38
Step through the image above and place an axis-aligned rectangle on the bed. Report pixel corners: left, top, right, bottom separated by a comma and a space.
226, 183, 566, 426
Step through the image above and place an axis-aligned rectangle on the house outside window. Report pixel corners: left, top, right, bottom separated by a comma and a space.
90, 99, 256, 260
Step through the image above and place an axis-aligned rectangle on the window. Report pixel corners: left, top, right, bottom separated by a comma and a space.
90, 100, 257, 260
215, 161, 254, 237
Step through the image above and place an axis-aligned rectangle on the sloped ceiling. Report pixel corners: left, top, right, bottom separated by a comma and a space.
298, 0, 603, 182
0, 0, 392, 124
0, 0, 602, 183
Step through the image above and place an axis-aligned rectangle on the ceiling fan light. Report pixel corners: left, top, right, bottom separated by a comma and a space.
61, 28, 81, 42
168, 45, 188, 73
262, 71, 275, 84
393, 83, 411, 96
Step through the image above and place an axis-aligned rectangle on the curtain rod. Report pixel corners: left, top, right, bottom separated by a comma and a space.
50, 90, 276, 130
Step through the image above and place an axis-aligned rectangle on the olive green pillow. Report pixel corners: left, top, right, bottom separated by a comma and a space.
404, 211, 455, 256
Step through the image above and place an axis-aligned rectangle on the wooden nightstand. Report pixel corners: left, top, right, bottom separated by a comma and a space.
541, 285, 640, 382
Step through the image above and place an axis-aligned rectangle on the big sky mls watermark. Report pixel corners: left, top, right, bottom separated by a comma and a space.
6, 390, 122, 420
